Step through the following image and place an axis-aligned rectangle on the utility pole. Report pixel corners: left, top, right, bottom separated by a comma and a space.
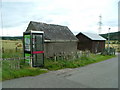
108, 28, 111, 53
98, 15, 102, 34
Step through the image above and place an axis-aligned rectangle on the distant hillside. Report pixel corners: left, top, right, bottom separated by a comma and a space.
100, 31, 120, 40
1, 31, 120, 41
1, 36, 23, 40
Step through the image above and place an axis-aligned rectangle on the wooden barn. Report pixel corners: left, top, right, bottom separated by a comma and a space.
76, 32, 106, 53
26, 21, 78, 58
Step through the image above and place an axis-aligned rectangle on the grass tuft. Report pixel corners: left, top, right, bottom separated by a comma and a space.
44, 54, 116, 70
2, 60, 48, 81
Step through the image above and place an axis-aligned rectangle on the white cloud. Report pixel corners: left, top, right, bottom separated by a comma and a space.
1, 24, 26, 36
1, 0, 119, 36
2, 0, 41, 2
100, 26, 118, 34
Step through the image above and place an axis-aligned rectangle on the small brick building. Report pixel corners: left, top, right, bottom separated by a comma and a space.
76, 32, 106, 53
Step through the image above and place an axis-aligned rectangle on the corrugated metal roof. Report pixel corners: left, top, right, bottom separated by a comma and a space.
26, 21, 78, 41
79, 32, 106, 40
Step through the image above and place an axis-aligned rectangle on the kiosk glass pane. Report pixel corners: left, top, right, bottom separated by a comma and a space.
25, 53, 31, 64
24, 35, 31, 51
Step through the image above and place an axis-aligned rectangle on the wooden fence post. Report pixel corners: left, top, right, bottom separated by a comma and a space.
54, 53, 57, 62
16, 47, 18, 52
2, 47, 4, 53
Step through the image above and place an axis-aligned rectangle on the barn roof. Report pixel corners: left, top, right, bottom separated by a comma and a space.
26, 21, 78, 41
77, 32, 106, 40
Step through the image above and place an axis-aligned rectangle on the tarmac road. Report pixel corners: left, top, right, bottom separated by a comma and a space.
2, 56, 118, 88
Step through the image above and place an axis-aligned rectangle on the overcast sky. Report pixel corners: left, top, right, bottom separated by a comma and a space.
0, 0, 119, 36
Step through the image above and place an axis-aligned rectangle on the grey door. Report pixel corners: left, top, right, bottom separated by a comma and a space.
32, 34, 44, 67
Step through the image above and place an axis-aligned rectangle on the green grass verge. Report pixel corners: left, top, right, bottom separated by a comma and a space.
2, 67, 48, 81
44, 54, 116, 70
2, 54, 116, 81
2, 60, 48, 81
